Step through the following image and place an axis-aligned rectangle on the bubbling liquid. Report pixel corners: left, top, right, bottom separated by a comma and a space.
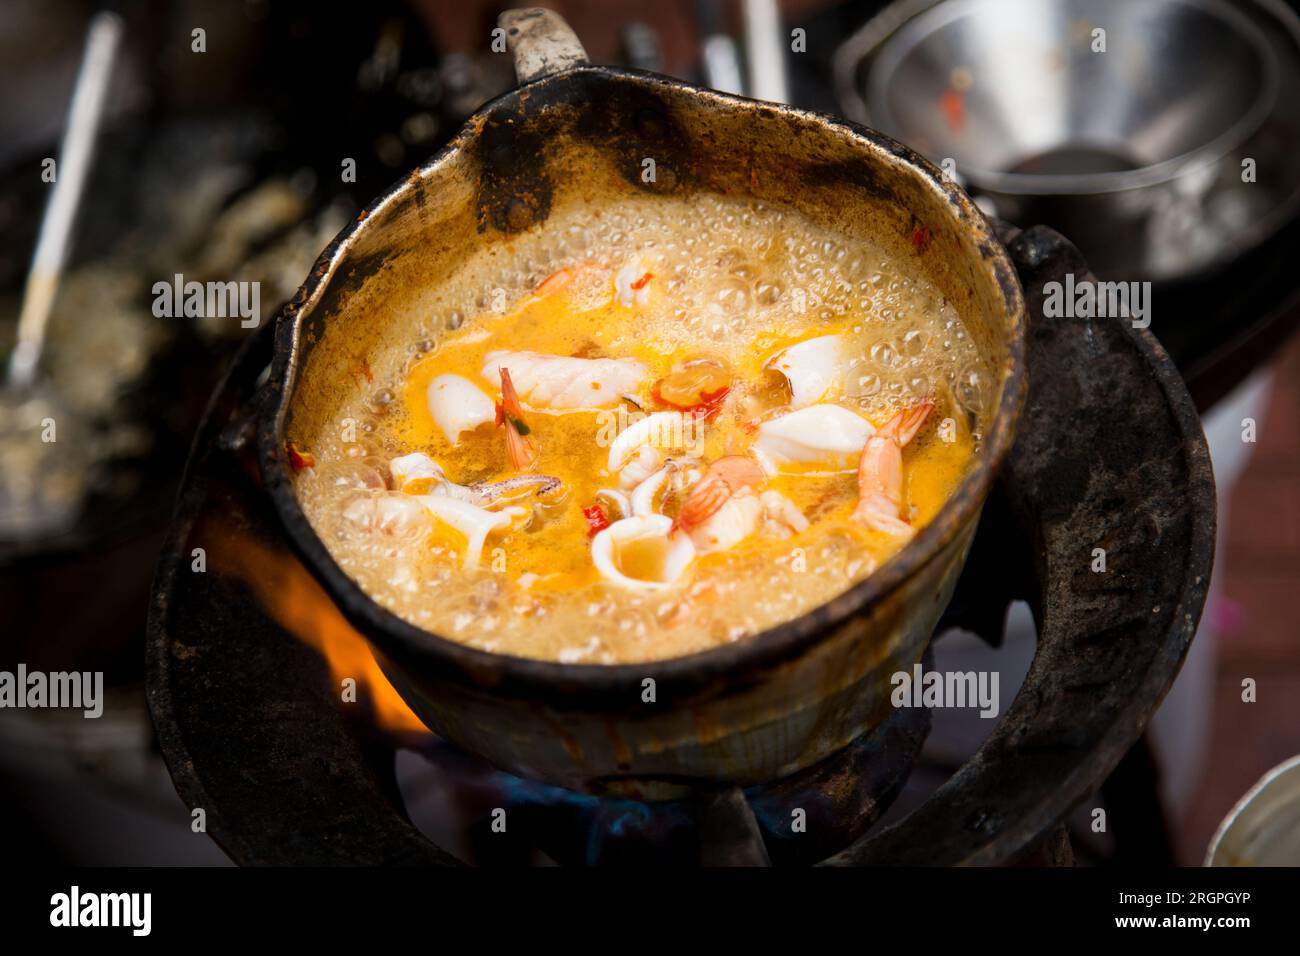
295, 193, 990, 663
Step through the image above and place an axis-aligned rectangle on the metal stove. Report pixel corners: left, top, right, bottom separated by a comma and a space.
146, 220, 1213, 866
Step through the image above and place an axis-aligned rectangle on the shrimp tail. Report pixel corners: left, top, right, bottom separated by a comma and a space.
533, 267, 574, 298
504, 424, 538, 471
851, 400, 934, 535
671, 476, 732, 535
499, 367, 538, 470
890, 398, 935, 445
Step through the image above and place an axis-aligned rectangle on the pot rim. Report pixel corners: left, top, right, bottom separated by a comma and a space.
258, 63, 1027, 706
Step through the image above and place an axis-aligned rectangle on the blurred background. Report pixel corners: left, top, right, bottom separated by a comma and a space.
1, 0, 1298, 865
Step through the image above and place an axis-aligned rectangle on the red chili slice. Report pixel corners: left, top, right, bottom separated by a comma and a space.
286, 442, 316, 472
583, 504, 610, 538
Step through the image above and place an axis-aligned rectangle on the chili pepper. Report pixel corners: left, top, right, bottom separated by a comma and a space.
287, 442, 316, 472
583, 504, 610, 537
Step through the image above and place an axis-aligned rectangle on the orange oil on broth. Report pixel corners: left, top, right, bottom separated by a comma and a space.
294, 193, 989, 663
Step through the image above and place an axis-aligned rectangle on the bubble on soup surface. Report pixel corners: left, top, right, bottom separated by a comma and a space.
957, 365, 985, 413
870, 341, 897, 368
857, 373, 882, 397
755, 280, 782, 305
902, 328, 928, 356
342, 492, 431, 541
317, 460, 387, 492
299, 191, 988, 660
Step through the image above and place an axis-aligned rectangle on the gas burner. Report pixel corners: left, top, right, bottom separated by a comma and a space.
146, 226, 1214, 866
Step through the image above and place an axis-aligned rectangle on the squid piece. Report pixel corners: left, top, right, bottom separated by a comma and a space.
595, 487, 631, 521
390, 451, 561, 506
591, 514, 696, 591
606, 411, 694, 489
481, 350, 647, 411
468, 474, 563, 507
765, 334, 845, 408
629, 461, 678, 517
415, 495, 522, 572
390, 452, 446, 494
618, 445, 664, 489
426, 374, 496, 445
752, 403, 875, 473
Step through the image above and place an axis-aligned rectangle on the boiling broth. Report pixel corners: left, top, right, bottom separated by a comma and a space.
294, 192, 990, 663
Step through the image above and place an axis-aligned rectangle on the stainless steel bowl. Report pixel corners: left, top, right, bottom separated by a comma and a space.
1206, 754, 1300, 865
835, 0, 1300, 280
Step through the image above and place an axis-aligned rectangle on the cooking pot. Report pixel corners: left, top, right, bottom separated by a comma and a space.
1206, 754, 1300, 865
832, 0, 1300, 282
258, 8, 1025, 799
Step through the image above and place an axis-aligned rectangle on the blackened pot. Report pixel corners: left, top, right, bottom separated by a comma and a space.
258, 8, 1026, 798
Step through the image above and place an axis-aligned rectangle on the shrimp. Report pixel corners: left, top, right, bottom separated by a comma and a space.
492, 266, 579, 322
532, 267, 575, 298
672, 456, 765, 533
526, 259, 649, 312
497, 367, 538, 471
671, 456, 811, 552
671, 455, 772, 553
851, 400, 934, 537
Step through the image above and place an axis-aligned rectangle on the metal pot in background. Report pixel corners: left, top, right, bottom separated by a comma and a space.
834, 0, 1300, 282
1206, 754, 1300, 865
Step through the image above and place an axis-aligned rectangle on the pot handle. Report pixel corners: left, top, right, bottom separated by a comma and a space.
499, 8, 589, 84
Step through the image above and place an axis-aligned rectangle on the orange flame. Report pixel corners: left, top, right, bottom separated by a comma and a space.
203, 522, 429, 734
